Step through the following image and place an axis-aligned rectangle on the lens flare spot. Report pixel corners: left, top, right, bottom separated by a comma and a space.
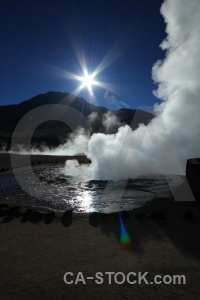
119, 212, 132, 249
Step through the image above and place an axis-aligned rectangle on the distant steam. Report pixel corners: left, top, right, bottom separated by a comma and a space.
9, 127, 89, 156
102, 111, 123, 132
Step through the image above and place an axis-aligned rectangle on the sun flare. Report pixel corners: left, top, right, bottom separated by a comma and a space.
64, 52, 117, 101
81, 72, 95, 88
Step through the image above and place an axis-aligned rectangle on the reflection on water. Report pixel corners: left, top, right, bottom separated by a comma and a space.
77, 190, 92, 212
0, 166, 183, 213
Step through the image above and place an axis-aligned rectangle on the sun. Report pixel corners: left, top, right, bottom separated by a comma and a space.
81, 72, 95, 88
63, 40, 128, 103
64, 54, 116, 101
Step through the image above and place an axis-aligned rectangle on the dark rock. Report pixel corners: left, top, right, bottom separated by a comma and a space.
55, 177, 67, 183
62, 210, 73, 227
44, 212, 55, 224
99, 213, 107, 219
21, 209, 33, 223
121, 210, 130, 218
89, 212, 99, 227
135, 212, 146, 219
150, 211, 165, 220
184, 211, 194, 220
110, 212, 119, 218
0, 204, 9, 209
29, 211, 44, 224
89, 180, 100, 184
21, 209, 44, 224
1, 207, 21, 223
0, 205, 9, 217
186, 158, 200, 201
47, 180, 54, 184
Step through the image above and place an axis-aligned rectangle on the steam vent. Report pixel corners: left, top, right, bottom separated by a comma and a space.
186, 158, 200, 201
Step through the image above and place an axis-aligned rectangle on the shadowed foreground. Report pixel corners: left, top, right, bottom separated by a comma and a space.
0, 199, 200, 300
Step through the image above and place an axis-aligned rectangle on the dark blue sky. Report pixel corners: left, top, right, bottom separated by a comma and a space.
0, 0, 166, 109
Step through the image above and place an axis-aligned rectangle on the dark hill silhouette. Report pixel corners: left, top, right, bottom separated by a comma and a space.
0, 91, 154, 150
0, 92, 107, 132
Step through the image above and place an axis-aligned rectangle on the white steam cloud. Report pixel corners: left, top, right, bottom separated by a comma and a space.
88, 112, 99, 124
102, 111, 123, 132
64, 0, 200, 181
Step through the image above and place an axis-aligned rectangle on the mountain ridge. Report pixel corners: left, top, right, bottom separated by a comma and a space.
0, 91, 154, 150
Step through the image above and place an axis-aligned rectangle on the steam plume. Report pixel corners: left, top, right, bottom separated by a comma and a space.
65, 0, 200, 181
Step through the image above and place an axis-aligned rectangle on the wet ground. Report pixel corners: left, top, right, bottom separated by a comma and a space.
0, 165, 184, 213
